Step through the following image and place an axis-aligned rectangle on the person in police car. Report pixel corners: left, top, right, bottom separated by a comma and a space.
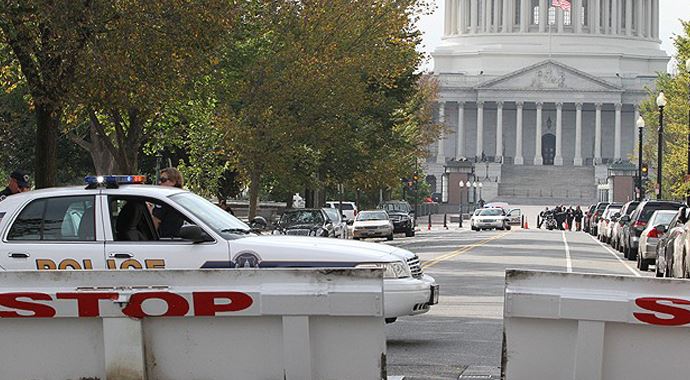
0, 169, 31, 201
152, 167, 185, 238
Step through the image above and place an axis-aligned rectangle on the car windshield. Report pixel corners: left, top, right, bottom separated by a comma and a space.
639, 203, 682, 222
650, 211, 677, 226
603, 208, 621, 218
357, 211, 388, 221
280, 210, 324, 225
624, 202, 640, 215
327, 202, 354, 210
170, 192, 250, 239
479, 209, 503, 216
382, 203, 411, 213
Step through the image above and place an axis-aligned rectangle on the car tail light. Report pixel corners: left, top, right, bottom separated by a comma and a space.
633, 220, 647, 229
647, 228, 660, 238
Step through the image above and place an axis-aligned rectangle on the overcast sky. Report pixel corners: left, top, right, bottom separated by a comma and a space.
417, 1, 690, 72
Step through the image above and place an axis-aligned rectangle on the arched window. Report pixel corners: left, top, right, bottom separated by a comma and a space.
548, 6, 556, 25
564, 9, 571, 25
533, 6, 540, 25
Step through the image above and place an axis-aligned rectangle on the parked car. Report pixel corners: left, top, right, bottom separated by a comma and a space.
0, 176, 438, 322
505, 208, 523, 225
471, 208, 510, 231
273, 208, 335, 237
352, 210, 394, 241
322, 207, 347, 239
623, 200, 684, 261
637, 210, 677, 271
611, 201, 639, 252
324, 201, 358, 221
468, 208, 482, 228
654, 207, 688, 277
589, 202, 610, 236
380, 200, 415, 237
583, 204, 596, 234
597, 204, 622, 243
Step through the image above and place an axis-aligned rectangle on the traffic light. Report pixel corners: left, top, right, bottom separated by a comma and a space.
412, 173, 419, 182
641, 163, 648, 179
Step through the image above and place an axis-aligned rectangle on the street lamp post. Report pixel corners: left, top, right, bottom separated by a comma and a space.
478, 182, 483, 205
458, 181, 464, 227
656, 91, 667, 200
466, 181, 472, 214
636, 116, 645, 201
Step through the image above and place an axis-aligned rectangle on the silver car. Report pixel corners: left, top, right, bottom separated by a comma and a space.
637, 210, 677, 271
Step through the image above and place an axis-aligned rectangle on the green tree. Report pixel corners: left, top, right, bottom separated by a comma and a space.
640, 20, 690, 201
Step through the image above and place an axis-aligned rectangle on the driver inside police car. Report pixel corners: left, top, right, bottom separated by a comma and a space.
151, 167, 185, 238
0, 169, 31, 201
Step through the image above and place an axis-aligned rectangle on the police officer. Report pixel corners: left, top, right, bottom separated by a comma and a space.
0, 170, 31, 201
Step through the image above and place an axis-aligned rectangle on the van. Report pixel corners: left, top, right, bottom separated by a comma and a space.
325, 201, 358, 221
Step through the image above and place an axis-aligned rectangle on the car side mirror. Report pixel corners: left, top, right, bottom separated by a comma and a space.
621, 215, 630, 223
347, 219, 354, 225
679, 207, 688, 224
178, 225, 213, 243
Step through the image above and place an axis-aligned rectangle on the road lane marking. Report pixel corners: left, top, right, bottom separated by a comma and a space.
588, 234, 641, 277
421, 231, 512, 270
562, 231, 573, 273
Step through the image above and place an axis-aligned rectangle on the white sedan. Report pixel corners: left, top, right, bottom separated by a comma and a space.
0, 176, 437, 322
471, 208, 510, 231
352, 210, 394, 241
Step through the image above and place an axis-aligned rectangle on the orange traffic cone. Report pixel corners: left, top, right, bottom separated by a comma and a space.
564, 221, 569, 230
523, 220, 529, 229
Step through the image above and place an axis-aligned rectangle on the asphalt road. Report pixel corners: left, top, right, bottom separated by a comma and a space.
382, 226, 651, 379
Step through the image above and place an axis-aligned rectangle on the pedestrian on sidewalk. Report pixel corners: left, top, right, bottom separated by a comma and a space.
537, 207, 549, 229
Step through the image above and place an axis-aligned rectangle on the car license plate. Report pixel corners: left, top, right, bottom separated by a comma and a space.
429, 284, 439, 305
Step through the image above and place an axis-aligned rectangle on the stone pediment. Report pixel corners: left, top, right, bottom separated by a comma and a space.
476, 60, 623, 92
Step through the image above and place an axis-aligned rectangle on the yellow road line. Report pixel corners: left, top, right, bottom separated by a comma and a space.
421, 231, 512, 270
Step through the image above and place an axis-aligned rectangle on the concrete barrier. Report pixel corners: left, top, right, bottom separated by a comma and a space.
0, 268, 385, 380
503, 270, 690, 380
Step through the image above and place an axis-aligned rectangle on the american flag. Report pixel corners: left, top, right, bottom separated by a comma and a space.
552, 0, 571, 11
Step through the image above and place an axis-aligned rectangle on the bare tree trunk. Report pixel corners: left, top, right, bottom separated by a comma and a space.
34, 104, 59, 188
248, 166, 261, 220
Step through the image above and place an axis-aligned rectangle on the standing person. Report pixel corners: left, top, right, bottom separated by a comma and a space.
566, 206, 574, 231
538, 207, 549, 229
555, 205, 565, 230
574, 205, 584, 231
0, 169, 31, 201
152, 167, 185, 238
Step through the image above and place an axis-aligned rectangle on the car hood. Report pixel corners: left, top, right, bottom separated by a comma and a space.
475, 215, 504, 220
280, 223, 321, 230
386, 211, 410, 217
353, 220, 391, 227
231, 235, 413, 263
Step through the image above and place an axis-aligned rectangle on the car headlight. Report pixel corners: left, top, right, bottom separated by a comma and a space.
356, 261, 411, 279
272, 229, 284, 235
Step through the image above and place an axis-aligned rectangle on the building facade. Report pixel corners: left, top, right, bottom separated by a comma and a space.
427, 0, 668, 207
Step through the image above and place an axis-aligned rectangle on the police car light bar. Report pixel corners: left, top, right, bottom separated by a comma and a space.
84, 175, 146, 189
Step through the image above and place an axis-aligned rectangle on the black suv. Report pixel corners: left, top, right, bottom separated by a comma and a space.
622, 200, 684, 260
380, 200, 415, 237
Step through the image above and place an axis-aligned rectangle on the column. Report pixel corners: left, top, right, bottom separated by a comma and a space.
493, 0, 500, 32
515, 101, 524, 165
471, 0, 478, 33
502, 0, 510, 32
603, 0, 609, 34
574, 0, 582, 33
625, 0, 632, 35
539, 0, 548, 32
593, 0, 601, 33
652, 0, 658, 39
459, 0, 468, 33
574, 103, 583, 166
614, 103, 622, 160
633, 104, 640, 158
557, 6, 564, 32
646, 0, 652, 38
554, 102, 563, 166
636, 0, 644, 37
437, 102, 446, 164
496, 101, 503, 161
450, 0, 457, 34
534, 102, 544, 165
476, 101, 484, 159
484, 0, 490, 32
445, 0, 452, 35
594, 103, 602, 163
457, 102, 465, 157
520, 0, 529, 32
611, 0, 618, 34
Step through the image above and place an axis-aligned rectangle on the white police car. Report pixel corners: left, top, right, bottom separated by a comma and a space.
0, 175, 438, 321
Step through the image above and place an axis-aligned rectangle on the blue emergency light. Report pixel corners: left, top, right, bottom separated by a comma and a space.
84, 175, 146, 189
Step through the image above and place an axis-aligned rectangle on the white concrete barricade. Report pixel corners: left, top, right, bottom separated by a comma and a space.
503, 270, 690, 380
0, 268, 386, 380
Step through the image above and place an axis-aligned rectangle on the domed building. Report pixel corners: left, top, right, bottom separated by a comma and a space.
426, 0, 668, 208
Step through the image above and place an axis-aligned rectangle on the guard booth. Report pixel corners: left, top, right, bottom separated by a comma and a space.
599, 160, 636, 202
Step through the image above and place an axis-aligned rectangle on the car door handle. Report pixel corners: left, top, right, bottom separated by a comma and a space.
8, 252, 29, 258
109, 252, 134, 259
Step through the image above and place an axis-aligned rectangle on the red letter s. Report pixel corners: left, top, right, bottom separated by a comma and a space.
0, 293, 56, 318
634, 297, 690, 326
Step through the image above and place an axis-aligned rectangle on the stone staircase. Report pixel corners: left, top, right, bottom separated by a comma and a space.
493, 164, 597, 205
